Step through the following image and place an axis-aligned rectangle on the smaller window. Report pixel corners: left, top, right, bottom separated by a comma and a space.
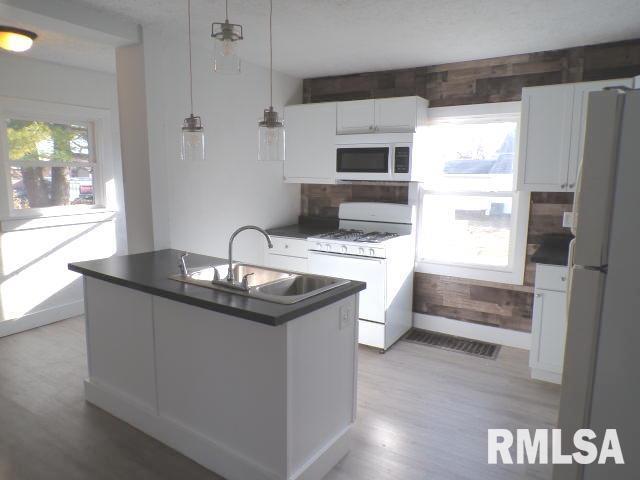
5, 119, 97, 211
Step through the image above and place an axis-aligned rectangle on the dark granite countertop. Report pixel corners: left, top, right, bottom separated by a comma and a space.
69, 249, 365, 326
531, 233, 574, 266
266, 217, 338, 239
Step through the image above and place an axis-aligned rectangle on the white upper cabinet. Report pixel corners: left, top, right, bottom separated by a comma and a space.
374, 96, 424, 133
567, 78, 634, 189
518, 84, 574, 192
336, 96, 428, 134
336, 99, 376, 134
518, 78, 634, 192
284, 102, 337, 184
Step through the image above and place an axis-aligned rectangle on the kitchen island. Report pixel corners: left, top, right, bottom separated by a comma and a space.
69, 249, 365, 480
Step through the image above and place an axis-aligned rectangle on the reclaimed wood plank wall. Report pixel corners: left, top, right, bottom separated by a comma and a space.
301, 38, 640, 332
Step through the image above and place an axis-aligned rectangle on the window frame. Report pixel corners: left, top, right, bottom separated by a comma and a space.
0, 98, 108, 219
415, 102, 530, 285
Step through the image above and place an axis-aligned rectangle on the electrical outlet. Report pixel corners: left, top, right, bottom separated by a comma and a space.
339, 306, 351, 330
563, 211, 574, 229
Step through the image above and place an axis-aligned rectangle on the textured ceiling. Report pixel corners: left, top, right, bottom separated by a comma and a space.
8, 0, 640, 77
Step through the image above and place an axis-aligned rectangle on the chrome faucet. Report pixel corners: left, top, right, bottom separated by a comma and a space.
227, 225, 273, 283
179, 252, 190, 276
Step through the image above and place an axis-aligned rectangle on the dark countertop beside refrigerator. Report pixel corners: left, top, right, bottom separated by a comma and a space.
68, 249, 365, 326
266, 216, 338, 239
531, 233, 574, 266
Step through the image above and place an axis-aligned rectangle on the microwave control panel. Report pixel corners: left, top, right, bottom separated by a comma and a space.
394, 146, 410, 174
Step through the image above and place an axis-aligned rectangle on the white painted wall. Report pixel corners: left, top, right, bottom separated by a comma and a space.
143, 26, 302, 264
0, 53, 127, 335
116, 43, 154, 253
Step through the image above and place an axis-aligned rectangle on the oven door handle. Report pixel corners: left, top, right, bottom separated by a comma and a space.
308, 250, 385, 262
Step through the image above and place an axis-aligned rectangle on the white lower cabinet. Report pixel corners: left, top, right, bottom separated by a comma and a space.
529, 264, 569, 384
263, 236, 309, 273
264, 253, 308, 273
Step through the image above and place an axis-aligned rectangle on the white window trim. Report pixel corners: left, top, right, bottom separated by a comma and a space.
415, 101, 530, 285
0, 97, 113, 220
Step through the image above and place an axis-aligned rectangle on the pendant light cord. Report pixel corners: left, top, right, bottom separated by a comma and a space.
269, 0, 273, 109
188, 0, 194, 116
225, 0, 229, 21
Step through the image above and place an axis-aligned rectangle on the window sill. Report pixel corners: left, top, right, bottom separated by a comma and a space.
1, 208, 117, 232
415, 260, 525, 286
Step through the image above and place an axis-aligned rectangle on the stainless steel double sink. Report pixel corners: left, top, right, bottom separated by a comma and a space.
170, 263, 349, 304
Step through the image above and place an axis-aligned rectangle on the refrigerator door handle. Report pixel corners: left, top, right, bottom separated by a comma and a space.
566, 238, 576, 316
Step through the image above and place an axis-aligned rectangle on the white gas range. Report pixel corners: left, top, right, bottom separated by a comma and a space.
307, 202, 415, 351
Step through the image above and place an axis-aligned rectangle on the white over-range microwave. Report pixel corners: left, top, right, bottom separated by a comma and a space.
335, 132, 425, 182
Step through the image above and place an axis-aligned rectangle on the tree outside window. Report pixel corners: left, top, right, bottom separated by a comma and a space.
6, 119, 95, 210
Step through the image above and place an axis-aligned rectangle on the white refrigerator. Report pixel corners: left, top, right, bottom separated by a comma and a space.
555, 89, 640, 479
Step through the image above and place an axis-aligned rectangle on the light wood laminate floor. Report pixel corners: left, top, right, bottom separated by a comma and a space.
0, 317, 560, 479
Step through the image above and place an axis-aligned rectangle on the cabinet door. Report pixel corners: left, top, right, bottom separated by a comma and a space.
264, 253, 308, 273
567, 78, 634, 191
284, 103, 336, 183
374, 97, 417, 133
518, 84, 574, 192
530, 289, 568, 375
336, 99, 375, 134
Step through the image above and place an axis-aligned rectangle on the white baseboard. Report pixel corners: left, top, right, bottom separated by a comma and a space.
530, 368, 562, 384
0, 300, 84, 338
290, 426, 350, 480
412, 313, 531, 350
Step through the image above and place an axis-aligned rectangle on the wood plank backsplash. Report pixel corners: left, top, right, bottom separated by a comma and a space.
301, 38, 640, 332
303, 39, 640, 107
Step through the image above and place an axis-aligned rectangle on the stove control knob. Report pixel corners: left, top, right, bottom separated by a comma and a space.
325, 244, 332, 252
369, 248, 375, 257
341, 245, 348, 253
358, 247, 365, 256
316, 243, 322, 250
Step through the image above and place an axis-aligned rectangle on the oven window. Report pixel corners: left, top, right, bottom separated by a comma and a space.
336, 147, 389, 173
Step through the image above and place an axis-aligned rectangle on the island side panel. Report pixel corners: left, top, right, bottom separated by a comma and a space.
153, 296, 288, 480
84, 277, 157, 411
286, 295, 358, 480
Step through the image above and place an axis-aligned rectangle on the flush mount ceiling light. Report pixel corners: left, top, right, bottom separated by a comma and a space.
257, 0, 285, 162
0, 26, 37, 52
181, 0, 206, 162
211, 0, 243, 74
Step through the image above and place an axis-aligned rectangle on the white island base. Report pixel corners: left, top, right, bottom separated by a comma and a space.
82, 277, 359, 480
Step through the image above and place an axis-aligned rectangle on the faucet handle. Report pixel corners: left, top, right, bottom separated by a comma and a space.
241, 272, 255, 290
212, 267, 220, 283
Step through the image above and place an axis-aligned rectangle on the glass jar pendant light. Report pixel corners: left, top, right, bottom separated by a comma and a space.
211, 0, 243, 74
182, 0, 205, 162
258, 0, 285, 162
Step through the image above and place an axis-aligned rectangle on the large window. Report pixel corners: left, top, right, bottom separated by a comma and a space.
5, 118, 97, 211
416, 103, 529, 284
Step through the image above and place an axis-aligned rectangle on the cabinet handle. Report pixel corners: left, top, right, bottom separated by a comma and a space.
561, 183, 567, 189
535, 293, 542, 298
561, 276, 566, 281
568, 183, 575, 188
369, 125, 374, 131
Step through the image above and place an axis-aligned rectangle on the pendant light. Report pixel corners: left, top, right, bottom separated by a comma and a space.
258, 0, 285, 162
211, 0, 243, 74
182, 0, 205, 162
0, 26, 37, 52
